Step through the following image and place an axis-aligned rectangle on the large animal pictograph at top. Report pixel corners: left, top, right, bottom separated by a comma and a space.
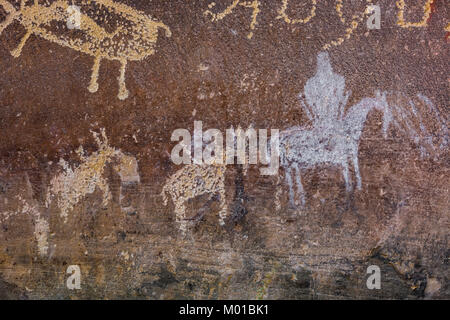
0, 0, 171, 100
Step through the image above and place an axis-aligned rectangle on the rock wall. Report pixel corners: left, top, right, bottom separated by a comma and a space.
0, 0, 448, 299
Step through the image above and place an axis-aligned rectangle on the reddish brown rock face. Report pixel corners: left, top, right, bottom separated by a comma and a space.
0, 0, 448, 299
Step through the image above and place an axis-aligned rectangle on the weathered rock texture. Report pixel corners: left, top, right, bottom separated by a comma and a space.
0, 0, 448, 299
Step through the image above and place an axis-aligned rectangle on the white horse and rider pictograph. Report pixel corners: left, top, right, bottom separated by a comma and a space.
277, 52, 448, 208
0, 0, 171, 100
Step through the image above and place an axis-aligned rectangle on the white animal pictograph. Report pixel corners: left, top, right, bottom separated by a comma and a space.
279, 52, 448, 207
161, 127, 255, 234
161, 164, 227, 235
46, 128, 140, 222
1, 130, 140, 259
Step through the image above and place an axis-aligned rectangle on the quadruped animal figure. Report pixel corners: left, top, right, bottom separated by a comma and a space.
161, 128, 254, 234
161, 163, 228, 235
0, 129, 140, 258
46, 128, 140, 222
279, 52, 448, 207
0, 0, 171, 100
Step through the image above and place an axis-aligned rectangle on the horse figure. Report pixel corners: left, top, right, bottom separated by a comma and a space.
161, 126, 254, 234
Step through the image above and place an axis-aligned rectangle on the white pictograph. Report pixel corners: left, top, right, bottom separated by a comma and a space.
278, 52, 448, 207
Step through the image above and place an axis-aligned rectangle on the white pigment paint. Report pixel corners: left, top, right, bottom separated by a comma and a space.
46, 129, 141, 222
161, 164, 227, 234
279, 52, 448, 207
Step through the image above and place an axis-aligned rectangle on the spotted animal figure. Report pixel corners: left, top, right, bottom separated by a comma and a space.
278, 52, 448, 208
204, 0, 260, 39
0, 0, 171, 100
161, 164, 227, 234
